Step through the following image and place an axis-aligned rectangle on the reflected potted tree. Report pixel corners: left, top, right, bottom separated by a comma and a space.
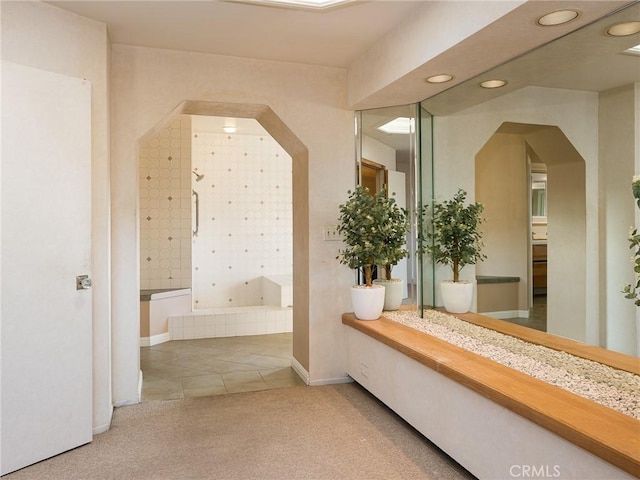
373, 191, 410, 311
336, 186, 388, 320
423, 189, 486, 313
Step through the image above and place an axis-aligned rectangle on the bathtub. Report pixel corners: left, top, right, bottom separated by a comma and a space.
142, 275, 294, 344
168, 305, 292, 340
140, 288, 192, 346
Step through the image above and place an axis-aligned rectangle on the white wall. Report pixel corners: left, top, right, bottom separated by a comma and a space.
1, 1, 113, 433
475, 133, 529, 311
110, 44, 355, 402
362, 135, 396, 171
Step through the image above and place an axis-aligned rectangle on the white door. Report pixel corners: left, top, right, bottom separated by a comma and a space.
1, 62, 93, 475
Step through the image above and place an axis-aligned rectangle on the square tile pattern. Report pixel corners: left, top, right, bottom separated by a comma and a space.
139, 114, 294, 309
168, 306, 292, 340
191, 127, 292, 308
141, 333, 303, 401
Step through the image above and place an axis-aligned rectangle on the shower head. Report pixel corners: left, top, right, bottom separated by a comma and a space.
192, 171, 205, 182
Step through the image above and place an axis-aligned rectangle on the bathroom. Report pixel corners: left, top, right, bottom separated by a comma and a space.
139, 114, 293, 347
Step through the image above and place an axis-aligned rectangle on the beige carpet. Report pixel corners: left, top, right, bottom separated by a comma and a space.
5, 383, 474, 480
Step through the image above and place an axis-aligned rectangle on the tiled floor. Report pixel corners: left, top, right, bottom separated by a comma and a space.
504, 294, 547, 332
140, 333, 304, 401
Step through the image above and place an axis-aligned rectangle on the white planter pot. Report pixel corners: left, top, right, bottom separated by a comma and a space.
351, 284, 385, 320
440, 281, 474, 314
373, 279, 403, 311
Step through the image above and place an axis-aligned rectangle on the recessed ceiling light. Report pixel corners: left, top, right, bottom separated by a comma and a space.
537, 10, 579, 26
377, 117, 414, 135
480, 79, 507, 89
426, 74, 454, 84
223, 125, 237, 133
607, 21, 640, 37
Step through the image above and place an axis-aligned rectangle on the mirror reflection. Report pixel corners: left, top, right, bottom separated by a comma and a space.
421, 2, 639, 355
360, 2, 639, 356
356, 105, 421, 307
531, 171, 547, 222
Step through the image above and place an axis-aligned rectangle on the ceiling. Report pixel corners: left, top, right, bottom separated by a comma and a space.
48, 0, 422, 68
48, 0, 639, 150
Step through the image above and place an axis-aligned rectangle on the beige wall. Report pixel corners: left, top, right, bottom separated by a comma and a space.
475, 133, 529, 312
1, 1, 113, 433
110, 44, 356, 402
599, 84, 638, 354
524, 127, 586, 341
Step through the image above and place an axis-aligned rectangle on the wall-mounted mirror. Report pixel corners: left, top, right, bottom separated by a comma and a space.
356, 104, 434, 309
421, 2, 639, 356
531, 172, 547, 224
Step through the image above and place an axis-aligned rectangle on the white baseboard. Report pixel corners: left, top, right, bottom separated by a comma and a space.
291, 357, 310, 385
290, 357, 353, 386
113, 371, 144, 408
480, 310, 529, 319
139, 332, 171, 347
113, 398, 139, 407
93, 420, 111, 435
309, 376, 353, 386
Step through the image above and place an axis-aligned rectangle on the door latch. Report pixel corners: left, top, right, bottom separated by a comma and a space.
76, 275, 92, 290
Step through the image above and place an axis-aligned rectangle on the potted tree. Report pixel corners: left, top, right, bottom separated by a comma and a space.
373, 191, 410, 311
336, 186, 388, 320
423, 189, 486, 313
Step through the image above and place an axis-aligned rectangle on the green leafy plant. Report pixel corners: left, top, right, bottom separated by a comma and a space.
336, 186, 393, 287
622, 175, 640, 306
422, 189, 486, 282
378, 192, 410, 280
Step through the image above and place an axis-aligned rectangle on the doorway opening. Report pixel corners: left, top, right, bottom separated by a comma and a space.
137, 101, 310, 399
475, 122, 586, 337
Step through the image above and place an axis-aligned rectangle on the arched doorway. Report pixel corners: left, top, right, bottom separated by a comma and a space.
475, 122, 586, 341
138, 101, 310, 385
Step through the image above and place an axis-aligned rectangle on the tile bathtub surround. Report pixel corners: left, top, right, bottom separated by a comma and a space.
140, 332, 303, 401
139, 114, 193, 290
169, 306, 293, 340
191, 119, 293, 308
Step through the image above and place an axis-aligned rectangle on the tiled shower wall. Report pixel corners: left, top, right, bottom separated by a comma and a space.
139, 115, 293, 307
191, 119, 292, 309
139, 115, 192, 290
